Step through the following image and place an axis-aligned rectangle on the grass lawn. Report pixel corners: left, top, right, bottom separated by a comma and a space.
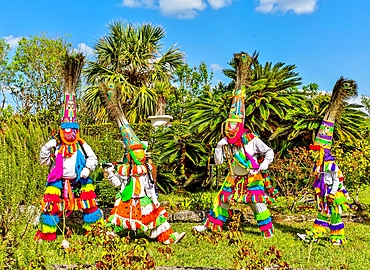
14, 217, 370, 270
148, 220, 370, 270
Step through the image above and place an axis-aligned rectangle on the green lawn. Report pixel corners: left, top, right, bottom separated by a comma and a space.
13, 218, 370, 270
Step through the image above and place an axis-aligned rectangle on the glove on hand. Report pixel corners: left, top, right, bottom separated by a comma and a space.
216, 138, 228, 149
152, 197, 160, 209
103, 163, 115, 174
45, 139, 57, 149
259, 162, 269, 171
80, 167, 90, 178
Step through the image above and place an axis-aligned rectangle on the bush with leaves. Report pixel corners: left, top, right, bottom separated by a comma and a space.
0, 118, 49, 269
151, 122, 209, 193
268, 147, 315, 212
332, 140, 370, 209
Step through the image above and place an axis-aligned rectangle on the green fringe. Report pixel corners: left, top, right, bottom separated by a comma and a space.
254, 209, 271, 221
140, 196, 153, 207
155, 216, 168, 227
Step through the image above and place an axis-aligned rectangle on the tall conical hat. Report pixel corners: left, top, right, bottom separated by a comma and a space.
100, 83, 146, 164
312, 77, 358, 150
224, 52, 258, 144
60, 52, 85, 129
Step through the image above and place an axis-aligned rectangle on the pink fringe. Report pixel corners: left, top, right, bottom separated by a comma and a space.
207, 214, 223, 226
259, 222, 273, 232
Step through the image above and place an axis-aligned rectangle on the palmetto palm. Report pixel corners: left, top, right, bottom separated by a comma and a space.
243, 61, 302, 134
269, 94, 368, 145
184, 90, 231, 145
84, 20, 184, 123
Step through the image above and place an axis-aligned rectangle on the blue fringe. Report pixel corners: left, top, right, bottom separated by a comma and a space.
46, 179, 62, 189
82, 209, 102, 224
75, 150, 86, 182
79, 177, 92, 185
248, 186, 264, 191
40, 213, 59, 226
223, 187, 233, 192
257, 217, 272, 226
209, 210, 227, 222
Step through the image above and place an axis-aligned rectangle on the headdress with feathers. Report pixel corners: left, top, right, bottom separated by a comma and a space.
100, 83, 146, 165
60, 52, 85, 129
311, 77, 358, 151
224, 51, 259, 145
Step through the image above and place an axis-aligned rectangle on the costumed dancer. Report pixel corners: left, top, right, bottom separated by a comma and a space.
297, 77, 356, 246
35, 53, 102, 241
193, 52, 278, 238
101, 83, 185, 244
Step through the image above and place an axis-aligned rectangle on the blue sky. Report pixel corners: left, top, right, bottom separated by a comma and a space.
1, 0, 370, 98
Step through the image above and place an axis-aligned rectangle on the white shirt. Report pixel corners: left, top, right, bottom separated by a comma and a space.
40, 139, 98, 178
322, 171, 340, 195
108, 166, 158, 205
214, 137, 274, 175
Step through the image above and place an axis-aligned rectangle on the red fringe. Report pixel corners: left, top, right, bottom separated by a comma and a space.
43, 194, 60, 202
82, 206, 98, 214
141, 207, 166, 225
157, 228, 174, 243
79, 190, 97, 200
35, 230, 56, 241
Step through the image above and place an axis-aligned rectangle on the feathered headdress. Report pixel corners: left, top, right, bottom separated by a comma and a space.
100, 83, 146, 165
224, 52, 258, 145
312, 77, 358, 151
60, 52, 85, 129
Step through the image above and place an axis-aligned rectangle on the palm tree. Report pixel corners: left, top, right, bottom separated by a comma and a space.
269, 93, 368, 146
152, 123, 208, 192
184, 52, 302, 145
83, 20, 184, 123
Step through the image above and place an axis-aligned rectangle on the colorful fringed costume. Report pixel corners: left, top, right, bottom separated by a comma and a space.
194, 52, 278, 238
298, 77, 357, 246
203, 131, 277, 238
35, 131, 102, 241
306, 144, 350, 245
35, 53, 102, 241
101, 82, 185, 244
105, 158, 181, 244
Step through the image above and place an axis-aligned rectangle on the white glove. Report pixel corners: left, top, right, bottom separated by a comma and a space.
103, 163, 115, 174
259, 162, 269, 171
216, 138, 228, 149
151, 197, 160, 208
80, 167, 90, 178
45, 139, 57, 149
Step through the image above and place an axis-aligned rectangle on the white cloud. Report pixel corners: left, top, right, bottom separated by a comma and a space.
77, 43, 94, 57
159, 0, 207, 18
121, 0, 155, 8
207, 0, 234, 9
255, 0, 317, 14
210, 63, 223, 72
3, 35, 22, 49
121, 0, 233, 19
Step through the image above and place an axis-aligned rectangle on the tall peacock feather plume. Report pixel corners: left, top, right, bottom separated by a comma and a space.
100, 82, 146, 165
313, 76, 358, 150
224, 51, 259, 145
61, 52, 85, 129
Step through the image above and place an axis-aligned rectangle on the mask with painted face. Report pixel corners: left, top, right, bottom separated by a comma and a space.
61, 128, 78, 143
